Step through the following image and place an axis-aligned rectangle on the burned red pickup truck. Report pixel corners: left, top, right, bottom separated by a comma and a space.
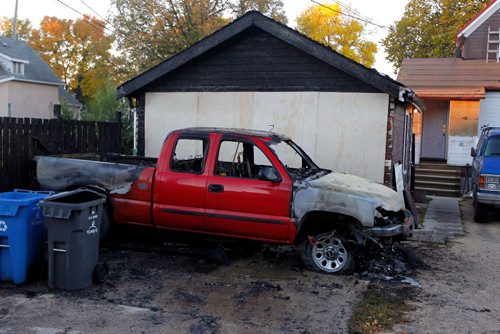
36, 128, 415, 274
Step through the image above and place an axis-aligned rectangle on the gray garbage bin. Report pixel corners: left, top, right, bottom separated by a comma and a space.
39, 189, 107, 290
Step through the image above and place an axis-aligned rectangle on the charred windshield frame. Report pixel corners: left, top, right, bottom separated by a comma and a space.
266, 138, 322, 179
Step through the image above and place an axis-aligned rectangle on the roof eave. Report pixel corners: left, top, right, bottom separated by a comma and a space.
458, 0, 500, 38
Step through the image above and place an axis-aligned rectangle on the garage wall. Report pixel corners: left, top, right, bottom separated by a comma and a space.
145, 91, 389, 182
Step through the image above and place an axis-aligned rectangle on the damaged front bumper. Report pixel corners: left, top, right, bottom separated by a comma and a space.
364, 210, 415, 239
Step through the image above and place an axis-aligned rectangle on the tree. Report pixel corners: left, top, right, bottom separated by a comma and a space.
382, 0, 490, 71
296, 3, 377, 67
0, 17, 33, 40
229, 0, 287, 24
83, 77, 133, 153
29, 16, 114, 102
111, 0, 229, 82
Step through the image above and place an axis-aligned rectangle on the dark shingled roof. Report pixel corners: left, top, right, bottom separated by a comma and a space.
118, 11, 424, 112
0, 36, 63, 85
58, 86, 82, 107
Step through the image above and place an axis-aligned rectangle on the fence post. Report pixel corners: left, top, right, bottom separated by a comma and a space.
53, 104, 62, 119
115, 111, 123, 154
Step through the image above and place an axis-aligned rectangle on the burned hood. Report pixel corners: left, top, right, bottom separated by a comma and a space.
293, 172, 404, 227
308, 172, 404, 211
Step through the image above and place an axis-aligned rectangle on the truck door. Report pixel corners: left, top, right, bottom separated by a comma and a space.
154, 134, 211, 232
205, 137, 292, 242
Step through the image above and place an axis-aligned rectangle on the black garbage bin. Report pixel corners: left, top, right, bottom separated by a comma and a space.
39, 189, 107, 290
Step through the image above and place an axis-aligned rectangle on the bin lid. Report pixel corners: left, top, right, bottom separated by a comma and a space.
39, 189, 106, 219
0, 191, 51, 217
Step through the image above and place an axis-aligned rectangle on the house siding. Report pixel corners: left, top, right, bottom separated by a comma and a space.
479, 91, 500, 132
145, 91, 389, 183
144, 28, 380, 93
0, 81, 59, 119
463, 10, 500, 60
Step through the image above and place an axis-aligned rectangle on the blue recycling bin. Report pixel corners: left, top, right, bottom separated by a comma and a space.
0, 190, 53, 284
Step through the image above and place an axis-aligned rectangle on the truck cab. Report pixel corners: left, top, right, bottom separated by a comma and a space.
471, 127, 500, 222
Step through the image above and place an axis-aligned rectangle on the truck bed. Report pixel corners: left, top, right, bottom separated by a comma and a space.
35, 156, 147, 194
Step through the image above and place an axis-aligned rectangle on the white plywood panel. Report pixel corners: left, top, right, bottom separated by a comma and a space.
253, 92, 319, 159
315, 93, 388, 182
145, 92, 198, 157
447, 135, 477, 166
479, 92, 500, 133
144, 92, 389, 182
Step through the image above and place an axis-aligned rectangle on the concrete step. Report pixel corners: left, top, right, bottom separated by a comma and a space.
415, 168, 462, 176
417, 163, 461, 171
414, 174, 461, 181
415, 180, 461, 190
415, 186, 462, 197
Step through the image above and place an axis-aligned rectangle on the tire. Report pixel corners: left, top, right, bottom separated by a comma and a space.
473, 202, 489, 223
300, 232, 355, 275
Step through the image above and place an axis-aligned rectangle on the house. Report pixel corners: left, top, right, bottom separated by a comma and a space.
398, 0, 500, 196
118, 11, 424, 187
0, 36, 75, 119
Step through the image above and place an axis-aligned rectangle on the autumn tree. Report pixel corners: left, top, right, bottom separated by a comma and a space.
0, 17, 33, 41
110, 0, 228, 81
296, 3, 377, 67
29, 16, 114, 102
382, 0, 490, 71
229, 0, 287, 24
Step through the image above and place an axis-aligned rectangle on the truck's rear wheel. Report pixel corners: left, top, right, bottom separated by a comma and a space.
473, 202, 489, 223
300, 232, 354, 274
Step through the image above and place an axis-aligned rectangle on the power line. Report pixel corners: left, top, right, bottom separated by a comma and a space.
309, 0, 388, 31
53, 0, 162, 60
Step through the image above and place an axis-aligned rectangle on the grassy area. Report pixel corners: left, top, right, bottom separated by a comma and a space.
348, 284, 416, 334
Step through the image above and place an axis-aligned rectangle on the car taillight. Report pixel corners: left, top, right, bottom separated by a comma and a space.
479, 175, 485, 189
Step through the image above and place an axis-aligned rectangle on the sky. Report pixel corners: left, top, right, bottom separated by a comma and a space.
3, 0, 410, 77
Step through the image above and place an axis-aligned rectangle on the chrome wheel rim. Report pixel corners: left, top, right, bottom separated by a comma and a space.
311, 235, 348, 273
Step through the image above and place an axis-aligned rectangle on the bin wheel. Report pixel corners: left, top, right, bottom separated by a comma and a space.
93, 262, 109, 285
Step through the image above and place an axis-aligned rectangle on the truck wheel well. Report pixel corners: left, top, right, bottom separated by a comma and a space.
295, 211, 359, 244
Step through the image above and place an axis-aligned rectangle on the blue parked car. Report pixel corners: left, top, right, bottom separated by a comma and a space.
471, 126, 500, 223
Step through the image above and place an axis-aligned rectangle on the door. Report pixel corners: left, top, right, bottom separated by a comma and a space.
205, 138, 293, 242
421, 100, 449, 159
154, 134, 210, 232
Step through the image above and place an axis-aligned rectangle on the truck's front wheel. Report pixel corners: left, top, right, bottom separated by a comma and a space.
300, 232, 355, 274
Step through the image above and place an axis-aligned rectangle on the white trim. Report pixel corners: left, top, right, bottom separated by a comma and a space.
11, 78, 63, 86
0, 76, 15, 84
0, 52, 29, 64
459, 2, 500, 38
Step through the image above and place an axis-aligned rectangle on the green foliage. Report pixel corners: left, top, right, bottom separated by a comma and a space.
82, 77, 133, 154
382, 0, 490, 71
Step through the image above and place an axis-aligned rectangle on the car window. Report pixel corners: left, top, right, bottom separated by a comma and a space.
170, 138, 208, 173
215, 140, 274, 179
484, 136, 500, 156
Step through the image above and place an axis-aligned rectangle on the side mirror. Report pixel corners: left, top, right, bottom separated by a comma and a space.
471, 147, 477, 158
258, 167, 281, 183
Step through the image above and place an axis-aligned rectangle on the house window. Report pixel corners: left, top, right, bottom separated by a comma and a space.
12, 62, 23, 75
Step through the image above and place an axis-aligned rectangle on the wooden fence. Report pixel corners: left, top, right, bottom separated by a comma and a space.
0, 116, 122, 191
